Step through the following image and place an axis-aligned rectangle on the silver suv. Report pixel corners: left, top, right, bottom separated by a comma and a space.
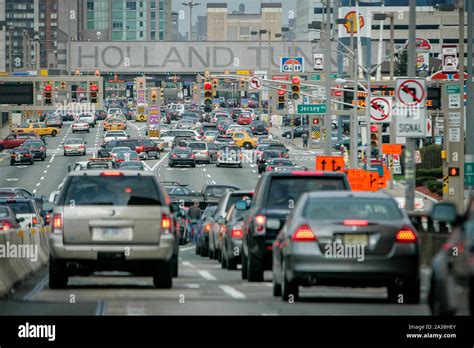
49, 170, 175, 289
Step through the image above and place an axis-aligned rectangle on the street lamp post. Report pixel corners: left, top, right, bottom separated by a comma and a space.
182, 2, 201, 41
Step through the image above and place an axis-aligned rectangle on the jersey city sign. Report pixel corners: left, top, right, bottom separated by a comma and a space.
71, 42, 319, 73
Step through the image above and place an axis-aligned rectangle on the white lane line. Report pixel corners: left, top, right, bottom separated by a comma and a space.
182, 261, 195, 268
198, 270, 217, 281
49, 154, 56, 163
252, 170, 257, 173
262, 313, 279, 316
35, 183, 40, 187
141, 161, 153, 171
32, 189, 37, 194
250, 164, 255, 168
180, 245, 195, 251
152, 153, 169, 171
40, 177, 44, 181
23, 275, 48, 301
206, 174, 211, 178
47, 165, 50, 168
219, 285, 247, 299
211, 180, 216, 184
202, 168, 207, 172
43, 170, 47, 174
185, 283, 201, 289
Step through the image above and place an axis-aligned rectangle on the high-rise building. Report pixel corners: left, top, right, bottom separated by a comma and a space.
196, 15, 207, 41
171, 11, 180, 41
207, 3, 283, 41
77, 0, 171, 42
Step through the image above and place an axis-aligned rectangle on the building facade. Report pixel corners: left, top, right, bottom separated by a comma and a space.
207, 3, 283, 41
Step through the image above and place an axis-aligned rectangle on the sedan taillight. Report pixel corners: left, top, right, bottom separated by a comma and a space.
32, 217, 38, 225
2, 221, 13, 231
231, 227, 243, 238
395, 227, 417, 243
291, 224, 317, 242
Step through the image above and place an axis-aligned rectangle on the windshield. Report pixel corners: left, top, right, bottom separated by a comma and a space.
0, 201, 34, 214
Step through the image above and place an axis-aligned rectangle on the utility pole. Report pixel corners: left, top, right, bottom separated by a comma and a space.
323, 0, 333, 155
467, 0, 474, 196
350, 17, 358, 168
405, 0, 417, 212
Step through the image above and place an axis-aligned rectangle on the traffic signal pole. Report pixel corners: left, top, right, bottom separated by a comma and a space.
323, 0, 333, 155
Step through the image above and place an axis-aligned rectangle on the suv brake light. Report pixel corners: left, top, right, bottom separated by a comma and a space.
231, 227, 243, 238
53, 214, 63, 233
2, 221, 13, 231
100, 171, 124, 176
291, 224, 317, 242
32, 217, 38, 225
395, 227, 417, 243
255, 215, 266, 234
162, 213, 171, 233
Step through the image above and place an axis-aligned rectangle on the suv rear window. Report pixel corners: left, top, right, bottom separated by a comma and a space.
188, 142, 206, 150
62, 176, 163, 206
0, 201, 34, 214
266, 177, 347, 209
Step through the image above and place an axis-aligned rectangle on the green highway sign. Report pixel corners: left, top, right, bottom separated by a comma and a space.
311, 74, 337, 81
465, 162, 474, 186
297, 104, 327, 114
446, 85, 461, 94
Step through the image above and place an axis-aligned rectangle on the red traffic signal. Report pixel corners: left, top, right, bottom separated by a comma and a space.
90, 85, 98, 92
312, 118, 319, 125
370, 125, 379, 133
44, 84, 52, 92
292, 76, 300, 84
204, 82, 212, 90
277, 88, 285, 95
448, 167, 460, 176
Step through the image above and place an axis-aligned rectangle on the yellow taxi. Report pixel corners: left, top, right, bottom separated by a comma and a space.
103, 118, 126, 131
12, 122, 60, 137
228, 131, 257, 149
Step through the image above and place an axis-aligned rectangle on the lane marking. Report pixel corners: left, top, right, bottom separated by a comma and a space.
32, 189, 37, 194
40, 177, 44, 181
95, 299, 107, 316
43, 170, 47, 174
152, 153, 170, 171
47, 165, 50, 168
182, 261, 195, 268
185, 283, 201, 289
198, 270, 217, 281
23, 275, 48, 301
219, 285, 247, 299
252, 170, 257, 174
211, 180, 216, 184
6, 178, 19, 182
49, 154, 56, 163
180, 246, 196, 251
206, 174, 211, 178
35, 183, 40, 187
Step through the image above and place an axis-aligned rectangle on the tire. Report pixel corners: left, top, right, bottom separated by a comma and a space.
286, 134, 291, 139
273, 269, 282, 296
227, 245, 238, 270
387, 277, 420, 304
213, 246, 219, 260
143, 152, 149, 160
30, 160, 34, 165
209, 247, 215, 260
282, 261, 299, 301
169, 162, 174, 167
201, 241, 209, 257
51, 130, 57, 137
238, 164, 243, 168
258, 167, 263, 174
153, 260, 173, 289
241, 250, 248, 280
172, 254, 178, 278
196, 240, 201, 255
49, 257, 68, 289
155, 153, 160, 160
247, 252, 264, 282
191, 163, 196, 168
63, 152, 67, 156
243, 142, 252, 150
221, 246, 228, 269
41, 155, 46, 161
217, 248, 222, 262
87, 130, 90, 133
216, 163, 220, 167
83, 151, 86, 156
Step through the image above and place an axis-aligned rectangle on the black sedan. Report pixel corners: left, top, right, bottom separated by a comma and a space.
10, 147, 35, 166
272, 191, 420, 303
282, 126, 310, 139
169, 147, 196, 168
250, 120, 269, 135
22, 140, 47, 161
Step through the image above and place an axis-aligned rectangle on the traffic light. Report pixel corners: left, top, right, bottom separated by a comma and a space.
151, 88, 158, 103
312, 118, 320, 125
240, 79, 246, 90
212, 78, 219, 89
75, 70, 80, 76
204, 81, 213, 112
370, 125, 380, 157
60, 81, 66, 90
43, 84, 52, 105
277, 88, 286, 110
291, 76, 301, 100
95, 70, 100, 77
448, 167, 460, 176
90, 83, 98, 104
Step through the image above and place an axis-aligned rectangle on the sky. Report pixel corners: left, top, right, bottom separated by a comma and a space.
173, 0, 296, 35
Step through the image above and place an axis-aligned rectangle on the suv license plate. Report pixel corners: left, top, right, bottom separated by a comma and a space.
93, 227, 132, 241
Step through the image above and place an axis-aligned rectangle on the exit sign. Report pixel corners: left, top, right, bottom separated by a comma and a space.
297, 104, 327, 114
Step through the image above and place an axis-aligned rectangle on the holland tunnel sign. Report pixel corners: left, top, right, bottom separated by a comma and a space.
71, 41, 320, 73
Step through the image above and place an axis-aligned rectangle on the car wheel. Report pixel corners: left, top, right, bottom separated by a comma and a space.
273, 269, 282, 296
243, 142, 252, 150
83, 150, 86, 156
172, 253, 178, 278
10, 162, 14, 166
241, 250, 248, 280
51, 130, 57, 137
49, 256, 68, 289
227, 246, 238, 270
87, 130, 90, 133
213, 245, 219, 260
143, 152, 149, 160
72, 130, 76, 134
238, 164, 243, 168
258, 167, 263, 174
30, 160, 34, 165
196, 240, 201, 255
387, 277, 420, 304
153, 260, 173, 289
201, 241, 209, 257
209, 247, 215, 259
216, 163, 220, 167
41, 155, 46, 161
191, 163, 196, 168
286, 134, 292, 139
247, 252, 264, 282
64, 152, 67, 156
169, 162, 174, 167
282, 261, 299, 301
155, 153, 160, 160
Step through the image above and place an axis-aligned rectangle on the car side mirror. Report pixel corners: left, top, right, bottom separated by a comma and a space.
235, 200, 248, 211
431, 202, 459, 224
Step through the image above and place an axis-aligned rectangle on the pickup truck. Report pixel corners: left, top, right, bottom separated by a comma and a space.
0, 133, 44, 151
12, 122, 60, 137
238, 171, 351, 282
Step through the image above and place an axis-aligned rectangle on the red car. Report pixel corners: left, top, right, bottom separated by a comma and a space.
237, 113, 253, 125
0, 132, 45, 151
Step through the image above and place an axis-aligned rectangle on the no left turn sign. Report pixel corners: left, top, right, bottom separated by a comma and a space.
396, 78, 426, 107
249, 76, 262, 90
370, 97, 393, 123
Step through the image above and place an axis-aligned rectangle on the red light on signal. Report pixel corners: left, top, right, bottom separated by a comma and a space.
448, 167, 459, 176
204, 82, 212, 90
292, 76, 301, 84
312, 118, 319, 125
370, 125, 378, 132
90, 85, 98, 92
277, 89, 285, 95
44, 85, 52, 92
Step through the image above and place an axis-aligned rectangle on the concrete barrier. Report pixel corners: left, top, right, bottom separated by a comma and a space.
0, 226, 50, 298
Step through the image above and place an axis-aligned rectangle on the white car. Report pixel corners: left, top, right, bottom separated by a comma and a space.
0, 198, 44, 230
226, 125, 245, 134
103, 130, 128, 143
168, 103, 185, 116
63, 138, 87, 156
78, 113, 96, 128
110, 146, 132, 159
107, 108, 122, 116
72, 120, 90, 133
160, 129, 201, 148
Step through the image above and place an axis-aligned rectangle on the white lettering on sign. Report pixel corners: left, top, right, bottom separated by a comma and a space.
448, 112, 461, 126
448, 94, 461, 109
449, 128, 460, 142
452, 152, 459, 162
